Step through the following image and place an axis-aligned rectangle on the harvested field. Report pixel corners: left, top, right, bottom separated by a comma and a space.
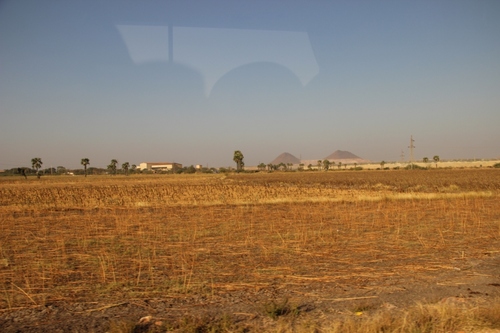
1, 169, 500, 332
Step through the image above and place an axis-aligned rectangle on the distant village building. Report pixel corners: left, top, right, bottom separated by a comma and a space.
138, 162, 182, 172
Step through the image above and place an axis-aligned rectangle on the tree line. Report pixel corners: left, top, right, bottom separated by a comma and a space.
3, 153, 443, 178
4, 158, 222, 178
4, 158, 135, 178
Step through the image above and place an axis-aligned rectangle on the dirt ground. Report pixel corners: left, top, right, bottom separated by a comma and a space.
1, 252, 499, 332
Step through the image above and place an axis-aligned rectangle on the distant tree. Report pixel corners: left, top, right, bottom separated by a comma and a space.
423, 157, 429, 163
267, 163, 273, 171
433, 155, 440, 168
380, 161, 386, 169
233, 150, 244, 171
287, 163, 293, 171
87, 167, 99, 175
81, 158, 90, 177
18, 167, 27, 179
307, 164, 313, 171
354, 162, 357, 169
185, 165, 196, 174
278, 162, 286, 171
31, 157, 43, 178
298, 163, 304, 171
31, 157, 42, 173
258, 163, 266, 171
57, 166, 67, 175
122, 162, 130, 176
322, 159, 330, 171
337, 161, 342, 170
107, 159, 118, 175
44, 167, 56, 175
317, 160, 322, 171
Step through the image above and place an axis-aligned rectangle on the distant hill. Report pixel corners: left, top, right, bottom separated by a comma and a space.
324, 150, 361, 160
270, 152, 301, 165
323, 150, 369, 164
269, 150, 369, 167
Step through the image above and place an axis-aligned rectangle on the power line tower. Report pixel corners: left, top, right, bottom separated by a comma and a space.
408, 135, 415, 169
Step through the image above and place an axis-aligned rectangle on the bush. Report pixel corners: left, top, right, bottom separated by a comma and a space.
404, 164, 427, 170
493, 163, 500, 168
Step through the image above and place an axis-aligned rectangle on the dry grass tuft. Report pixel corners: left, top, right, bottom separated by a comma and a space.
478, 300, 500, 328
323, 300, 500, 333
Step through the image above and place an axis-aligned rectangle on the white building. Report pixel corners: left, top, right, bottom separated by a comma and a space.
138, 162, 182, 172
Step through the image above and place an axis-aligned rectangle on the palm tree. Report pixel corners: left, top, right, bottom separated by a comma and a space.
233, 150, 244, 171
380, 161, 386, 169
31, 157, 42, 173
337, 161, 342, 170
298, 163, 304, 171
433, 155, 440, 168
81, 158, 90, 177
31, 157, 42, 178
307, 164, 313, 171
107, 159, 118, 175
122, 162, 130, 176
317, 160, 322, 171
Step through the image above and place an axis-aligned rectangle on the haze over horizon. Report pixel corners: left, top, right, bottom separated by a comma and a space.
1, 1, 499, 169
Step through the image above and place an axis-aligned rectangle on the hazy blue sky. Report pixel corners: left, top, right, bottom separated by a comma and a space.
1, 0, 499, 169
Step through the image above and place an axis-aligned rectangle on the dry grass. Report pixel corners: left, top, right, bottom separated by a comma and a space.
2, 198, 498, 306
0, 169, 499, 210
1, 169, 500, 331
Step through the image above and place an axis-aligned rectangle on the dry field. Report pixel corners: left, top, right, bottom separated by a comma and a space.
1, 169, 500, 332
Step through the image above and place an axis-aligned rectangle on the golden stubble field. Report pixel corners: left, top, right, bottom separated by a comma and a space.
1, 169, 500, 332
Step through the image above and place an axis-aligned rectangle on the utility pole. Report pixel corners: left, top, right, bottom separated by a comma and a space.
408, 135, 415, 169
400, 150, 405, 163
